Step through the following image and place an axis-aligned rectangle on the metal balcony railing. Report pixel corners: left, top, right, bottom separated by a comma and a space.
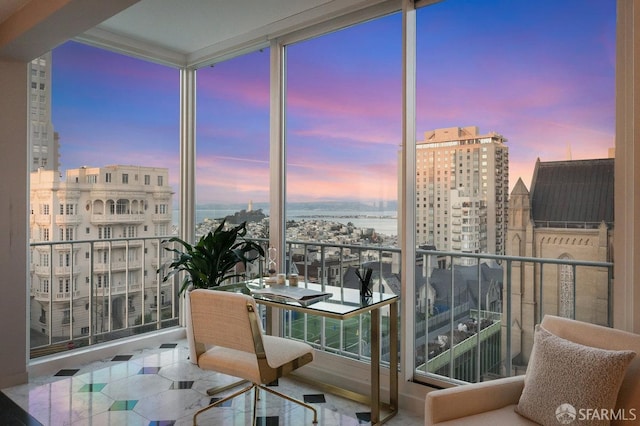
28, 236, 613, 389
29, 236, 179, 358
247, 239, 613, 386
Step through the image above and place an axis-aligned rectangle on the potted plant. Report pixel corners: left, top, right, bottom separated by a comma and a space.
160, 219, 264, 363
161, 219, 265, 294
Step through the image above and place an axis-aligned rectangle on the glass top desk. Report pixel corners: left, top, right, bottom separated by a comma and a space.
251, 283, 399, 425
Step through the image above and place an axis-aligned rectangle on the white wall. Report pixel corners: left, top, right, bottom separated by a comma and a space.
0, 59, 29, 389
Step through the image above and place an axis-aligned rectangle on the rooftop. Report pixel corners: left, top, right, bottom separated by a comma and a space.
530, 158, 614, 226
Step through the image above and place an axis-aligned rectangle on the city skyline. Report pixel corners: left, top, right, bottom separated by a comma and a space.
51, 0, 615, 206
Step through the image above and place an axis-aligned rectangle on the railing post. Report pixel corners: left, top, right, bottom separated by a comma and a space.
572, 264, 577, 320
124, 239, 129, 330
48, 243, 53, 347
476, 261, 481, 383
539, 263, 544, 324
69, 241, 74, 342
449, 258, 455, 379
156, 238, 162, 329
608, 265, 613, 327
505, 259, 512, 377
89, 241, 94, 345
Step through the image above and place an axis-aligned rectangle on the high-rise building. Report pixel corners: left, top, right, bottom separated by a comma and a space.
29, 165, 173, 344
29, 53, 59, 172
416, 126, 508, 264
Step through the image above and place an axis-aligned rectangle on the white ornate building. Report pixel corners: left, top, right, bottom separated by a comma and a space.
29, 165, 174, 345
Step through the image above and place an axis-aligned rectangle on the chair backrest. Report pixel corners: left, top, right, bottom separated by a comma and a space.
189, 289, 265, 359
541, 315, 640, 418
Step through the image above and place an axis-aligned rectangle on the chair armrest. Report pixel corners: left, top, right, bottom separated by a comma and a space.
425, 375, 525, 425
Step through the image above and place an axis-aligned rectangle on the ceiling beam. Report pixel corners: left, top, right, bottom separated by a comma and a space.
0, 0, 140, 61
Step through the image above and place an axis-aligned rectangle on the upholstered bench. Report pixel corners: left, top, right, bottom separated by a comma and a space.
425, 315, 640, 425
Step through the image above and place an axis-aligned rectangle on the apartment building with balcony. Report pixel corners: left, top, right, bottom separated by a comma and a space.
415, 126, 508, 264
29, 165, 173, 347
1, 0, 639, 423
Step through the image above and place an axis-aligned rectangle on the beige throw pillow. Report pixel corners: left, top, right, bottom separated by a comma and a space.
516, 325, 635, 426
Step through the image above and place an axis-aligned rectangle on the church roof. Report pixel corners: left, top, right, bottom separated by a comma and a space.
530, 158, 614, 226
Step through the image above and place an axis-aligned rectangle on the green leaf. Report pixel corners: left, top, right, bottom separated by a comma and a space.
158, 220, 264, 294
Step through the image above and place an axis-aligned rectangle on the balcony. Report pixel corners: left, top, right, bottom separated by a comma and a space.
93, 282, 143, 295
55, 215, 82, 225
152, 213, 172, 223
33, 214, 51, 225
53, 266, 82, 276
90, 213, 146, 224
93, 259, 142, 272
55, 291, 82, 301
93, 239, 144, 249
33, 290, 84, 302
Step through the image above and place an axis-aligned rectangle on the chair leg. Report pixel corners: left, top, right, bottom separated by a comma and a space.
252, 386, 259, 426
193, 383, 256, 426
258, 384, 318, 425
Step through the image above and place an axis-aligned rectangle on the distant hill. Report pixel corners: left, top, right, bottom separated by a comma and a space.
224, 208, 267, 224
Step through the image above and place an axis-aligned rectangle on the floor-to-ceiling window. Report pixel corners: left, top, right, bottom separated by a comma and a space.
414, 0, 615, 384
282, 12, 402, 360
195, 49, 270, 279
29, 41, 180, 356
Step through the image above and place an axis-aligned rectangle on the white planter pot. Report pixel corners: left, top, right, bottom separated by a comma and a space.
185, 287, 198, 364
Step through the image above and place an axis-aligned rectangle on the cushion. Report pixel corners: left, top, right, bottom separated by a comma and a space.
516, 325, 636, 426
435, 404, 539, 426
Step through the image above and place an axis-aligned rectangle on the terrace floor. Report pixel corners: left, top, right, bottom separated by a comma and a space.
1, 338, 422, 425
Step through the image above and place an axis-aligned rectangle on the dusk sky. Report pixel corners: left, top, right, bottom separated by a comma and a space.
51, 0, 615, 208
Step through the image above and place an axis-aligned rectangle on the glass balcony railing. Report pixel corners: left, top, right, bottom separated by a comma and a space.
28, 237, 613, 389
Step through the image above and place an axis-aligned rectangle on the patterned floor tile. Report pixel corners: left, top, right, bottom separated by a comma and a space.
1, 339, 424, 426
54, 369, 80, 376
303, 393, 326, 403
78, 383, 107, 392
111, 355, 133, 361
109, 399, 138, 411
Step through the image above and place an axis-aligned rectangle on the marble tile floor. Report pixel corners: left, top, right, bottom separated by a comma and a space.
1, 340, 423, 426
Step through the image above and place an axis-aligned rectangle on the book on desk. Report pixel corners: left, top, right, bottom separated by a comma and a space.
251, 284, 332, 307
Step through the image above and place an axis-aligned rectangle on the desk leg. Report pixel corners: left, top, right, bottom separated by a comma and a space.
373, 302, 398, 425
390, 301, 398, 413
371, 308, 380, 424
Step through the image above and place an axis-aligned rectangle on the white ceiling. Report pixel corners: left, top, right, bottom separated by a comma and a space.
0, 0, 395, 66
83, 0, 345, 67
94, 0, 332, 55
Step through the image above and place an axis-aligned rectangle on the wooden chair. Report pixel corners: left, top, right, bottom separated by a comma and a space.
189, 288, 318, 425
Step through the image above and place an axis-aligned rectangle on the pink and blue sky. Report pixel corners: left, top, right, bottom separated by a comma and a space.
52, 0, 615, 207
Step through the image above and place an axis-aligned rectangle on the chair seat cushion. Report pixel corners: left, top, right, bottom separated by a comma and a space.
197, 336, 313, 385
263, 335, 313, 370
433, 405, 539, 425
198, 345, 263, 383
